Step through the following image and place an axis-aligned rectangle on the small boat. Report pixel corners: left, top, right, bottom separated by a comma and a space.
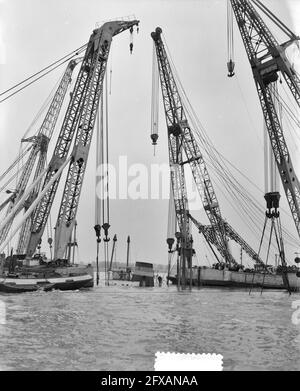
107, 235, 154, 287
0, 256, 94, 294
0, 274, 93, 293
108, 262, 154, 287
0, 281, 54, 294
107, 269, 139, 287
131, 262, 154, 287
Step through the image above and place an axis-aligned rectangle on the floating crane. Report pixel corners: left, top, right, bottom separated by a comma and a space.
229, 0, 300, 239
151, 27, 264, 284
22, 20, 139, 260
0, 59, 79, 249
0, 20, 139, 263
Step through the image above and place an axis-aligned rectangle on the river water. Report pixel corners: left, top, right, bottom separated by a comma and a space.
0, 275, 300, 371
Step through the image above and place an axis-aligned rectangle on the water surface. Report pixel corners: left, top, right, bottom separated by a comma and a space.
0, 277, 299, 371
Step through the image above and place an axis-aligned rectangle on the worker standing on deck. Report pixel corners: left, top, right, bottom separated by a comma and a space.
157, 275, 162, 287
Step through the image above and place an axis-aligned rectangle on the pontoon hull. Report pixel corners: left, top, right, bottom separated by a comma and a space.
0, 274, 93, 293
167, 267, 299, 290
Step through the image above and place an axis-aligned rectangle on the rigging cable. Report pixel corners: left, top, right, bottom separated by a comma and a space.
252, 0, 299, 40
163, 33, 298, 258
0, 44, 87, 101
272, 85, 300, 130
0, 47, 86, 104
0, 160, 27, 194
167, 181, 176, 241
163, 34, 299, 261
109, 45, 113, 95
0, 146, 31, 184
234, 75, 263, 148
249, 216, 269, 295
150, 41, 159, 154
102, 70, 111, 286
167, 182, 176, 283
22, 69, 66, 141
94, 96, 102, 286
15, 144, 23, 194
168, 40, 298, 247
105, 69, 110, 225
0, 63, 71, 211
227, 0, 235, 77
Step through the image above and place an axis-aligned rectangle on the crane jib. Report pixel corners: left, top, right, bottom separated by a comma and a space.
24, 20, 139, 260
230, 0, 300, 239
151, 26, 259, 268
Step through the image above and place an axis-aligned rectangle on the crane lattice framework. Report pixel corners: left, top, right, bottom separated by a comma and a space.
230, 0, 300, 238
188, 213, 265, 266
152, 27, 240, 267
0, 59, 79, 249
25, 20, 139, 260
16, 135, 49, 254
152, 27, 266, 268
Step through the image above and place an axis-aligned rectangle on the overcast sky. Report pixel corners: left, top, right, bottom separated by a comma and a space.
1, 0, 300, 268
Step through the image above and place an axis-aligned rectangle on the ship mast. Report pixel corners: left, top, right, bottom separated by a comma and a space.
126, 235, 130, 271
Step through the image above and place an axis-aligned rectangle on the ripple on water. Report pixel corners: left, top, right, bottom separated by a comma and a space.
0, 285, 300, 370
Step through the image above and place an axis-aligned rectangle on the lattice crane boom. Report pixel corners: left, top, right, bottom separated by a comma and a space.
0, 143, 39, 245
16, 137, 48, 254
0, 60, 78, 247
151, 27, 235, 265
188, 213, 264, 266
230, 0, 300, 238
25, 20, 139, 259
16, 60, 80, 254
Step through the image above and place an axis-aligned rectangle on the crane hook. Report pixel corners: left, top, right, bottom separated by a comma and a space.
150, 133, 159, 156
94, 224, 101, 243
102, 222, 110, 242
227, 59, 235, 77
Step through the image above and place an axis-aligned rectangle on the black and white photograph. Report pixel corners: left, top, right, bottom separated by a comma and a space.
0, 0, 300, 375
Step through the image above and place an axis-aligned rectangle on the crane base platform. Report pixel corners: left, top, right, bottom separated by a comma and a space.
167, 266, 300, 291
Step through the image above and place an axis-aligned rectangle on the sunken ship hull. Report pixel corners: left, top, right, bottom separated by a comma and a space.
167, 266, 300, 291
